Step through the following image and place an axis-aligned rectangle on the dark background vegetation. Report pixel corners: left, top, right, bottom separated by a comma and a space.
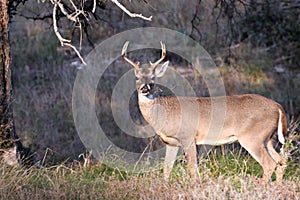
8, 0, 300, 164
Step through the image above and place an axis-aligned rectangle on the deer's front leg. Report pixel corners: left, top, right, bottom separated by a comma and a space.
164, 145, 179, 181
184, 140, 198, 179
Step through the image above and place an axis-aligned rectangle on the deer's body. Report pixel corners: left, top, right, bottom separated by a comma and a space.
121, 41, 287, 183
138, 94, 286, 146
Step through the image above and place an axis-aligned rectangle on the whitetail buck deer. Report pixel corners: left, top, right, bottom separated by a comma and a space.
121, 41, 287, 183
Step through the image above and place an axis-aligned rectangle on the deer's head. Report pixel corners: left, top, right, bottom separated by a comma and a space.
121, 41, 169, 97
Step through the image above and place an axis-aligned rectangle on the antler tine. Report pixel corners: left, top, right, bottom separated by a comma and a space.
121, 41, 140, 70
150, 41, 166, 67
121, 41, 129, 57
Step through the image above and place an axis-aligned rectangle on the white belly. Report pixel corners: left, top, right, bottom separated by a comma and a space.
197, 135, 238, 145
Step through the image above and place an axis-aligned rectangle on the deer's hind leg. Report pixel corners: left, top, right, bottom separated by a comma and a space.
266, 140, 286, 183
238, 136, 277, 183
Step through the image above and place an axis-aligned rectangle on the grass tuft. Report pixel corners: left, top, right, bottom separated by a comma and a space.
1, 150, 299, 200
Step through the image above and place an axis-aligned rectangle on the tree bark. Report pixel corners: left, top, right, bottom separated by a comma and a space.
0, 0, 16, 152
0, 0, 40, 167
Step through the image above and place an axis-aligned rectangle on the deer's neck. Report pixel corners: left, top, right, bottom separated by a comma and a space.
138, 94, 161, 123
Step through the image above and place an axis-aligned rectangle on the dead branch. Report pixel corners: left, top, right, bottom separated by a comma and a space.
52, 0, 87, 65
111, 0, 152, 21
92, 0, 96, 13
51, 0, 152, 65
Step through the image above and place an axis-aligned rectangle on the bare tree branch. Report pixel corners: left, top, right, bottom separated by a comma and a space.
111, 0, 152, 21
52, 0, 87, 65
51, 0, 152, 65
52, 1, 71, 43
92, 0, 96, 13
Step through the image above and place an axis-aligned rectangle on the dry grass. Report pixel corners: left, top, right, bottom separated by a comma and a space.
1, 129, 299, 199
0, 158, 299, 200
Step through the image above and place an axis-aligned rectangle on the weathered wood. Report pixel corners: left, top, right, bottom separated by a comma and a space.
0, 0, 15, 152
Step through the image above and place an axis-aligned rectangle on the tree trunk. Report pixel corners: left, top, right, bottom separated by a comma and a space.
0, 0, 40, 167
0, 0, 16, 152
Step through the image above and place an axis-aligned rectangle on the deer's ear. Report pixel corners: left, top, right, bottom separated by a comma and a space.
134, 69, 140, 78
154, 61, 169, 77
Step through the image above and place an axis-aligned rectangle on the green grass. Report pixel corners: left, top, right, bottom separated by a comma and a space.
1, 148, 299, 200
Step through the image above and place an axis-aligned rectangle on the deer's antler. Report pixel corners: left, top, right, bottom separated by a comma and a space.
121, 41, 140, 71
150, 41, 166, 68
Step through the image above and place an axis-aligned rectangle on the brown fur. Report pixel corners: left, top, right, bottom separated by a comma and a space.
122, 42, 287, 183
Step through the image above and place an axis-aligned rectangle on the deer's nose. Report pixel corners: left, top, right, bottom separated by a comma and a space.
140, 84, 151, 94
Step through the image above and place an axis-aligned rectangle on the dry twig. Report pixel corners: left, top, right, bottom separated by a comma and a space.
51, 0, 152, 65
111, 0, 152, 21
52, 0, 87, 65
